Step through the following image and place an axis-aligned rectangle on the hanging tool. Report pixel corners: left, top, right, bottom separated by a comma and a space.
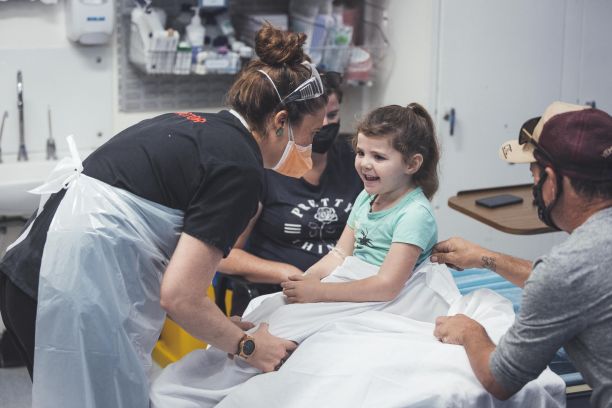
17, 71, 28, 161
0, 111, 7, 163
47, 106, 57, 160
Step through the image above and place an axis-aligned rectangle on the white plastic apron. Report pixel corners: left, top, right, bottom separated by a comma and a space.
24, 137, 184, 408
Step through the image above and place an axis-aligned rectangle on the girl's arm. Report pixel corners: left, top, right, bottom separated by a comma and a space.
218, 203, 303, 283
301, 224, 356, 281
283, 241, 421, 303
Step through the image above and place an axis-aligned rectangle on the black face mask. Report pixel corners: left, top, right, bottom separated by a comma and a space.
532, 170, 562, 230
312, 123, 340, 154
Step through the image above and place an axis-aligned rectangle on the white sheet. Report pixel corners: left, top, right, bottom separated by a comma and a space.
242, 257, 460, 342
150, 258, 566, 408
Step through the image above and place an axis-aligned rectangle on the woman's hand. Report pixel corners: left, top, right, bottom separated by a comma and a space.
248, 323, 297, 372
281, 274, 325, 303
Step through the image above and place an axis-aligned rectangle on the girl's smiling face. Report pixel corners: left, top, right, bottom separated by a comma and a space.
354, 132, 419, 204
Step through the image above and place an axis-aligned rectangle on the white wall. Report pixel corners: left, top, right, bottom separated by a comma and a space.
372, 0, 436, 113
0, 1, 223, 145
0, 2, 67, 49
335, 0, 436, 140
0, 2, 114, 156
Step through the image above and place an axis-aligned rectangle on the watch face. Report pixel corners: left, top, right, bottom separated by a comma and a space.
242, 339, 255, 356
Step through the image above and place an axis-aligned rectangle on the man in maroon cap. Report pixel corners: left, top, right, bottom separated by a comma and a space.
431, 101, 612, 407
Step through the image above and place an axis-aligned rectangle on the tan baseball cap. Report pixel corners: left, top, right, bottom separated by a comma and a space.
498, 101, 589, 164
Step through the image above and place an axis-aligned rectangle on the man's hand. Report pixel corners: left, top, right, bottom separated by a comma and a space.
434, 314, 512, 400
281, 274, 324, 303
433, 314, 485, 345
430, 237, 486, 271
247, 323, 297, 372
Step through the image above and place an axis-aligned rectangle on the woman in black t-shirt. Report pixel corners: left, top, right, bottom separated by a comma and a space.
217, 71, 363, 316
0, 24, 327, 407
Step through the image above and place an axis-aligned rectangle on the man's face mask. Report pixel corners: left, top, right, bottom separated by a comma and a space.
531, 166, 562, 231
273, 123, 313, 178
312, 123, 340, 154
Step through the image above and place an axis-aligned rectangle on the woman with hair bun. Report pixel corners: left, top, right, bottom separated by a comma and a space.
217, 69, 363, 317
0, 23, 326, 408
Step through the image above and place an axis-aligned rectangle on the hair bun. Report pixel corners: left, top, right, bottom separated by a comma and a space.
255, 23, 307, 67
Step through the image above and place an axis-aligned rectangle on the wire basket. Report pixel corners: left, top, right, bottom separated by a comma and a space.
233, 10, 388, 86
128, 6, 180, 74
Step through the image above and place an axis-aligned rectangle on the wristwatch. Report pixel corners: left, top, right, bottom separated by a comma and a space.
236, 334, 256, 359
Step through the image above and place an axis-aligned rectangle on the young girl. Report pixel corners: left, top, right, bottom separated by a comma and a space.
282, 102, 440, 304
150, 103, 446, 408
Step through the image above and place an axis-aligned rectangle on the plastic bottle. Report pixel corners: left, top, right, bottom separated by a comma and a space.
173, 41, 193, 75
322, 3, 352, 72
310, 1, 333, 65
185, 7, 205, 64
289, 0, 320, 50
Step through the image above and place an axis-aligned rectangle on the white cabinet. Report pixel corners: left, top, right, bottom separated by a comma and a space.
570, 0, 612, 112
431, 0, 612, 259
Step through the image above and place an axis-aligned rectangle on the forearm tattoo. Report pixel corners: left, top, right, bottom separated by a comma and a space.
481, 256, 497, 272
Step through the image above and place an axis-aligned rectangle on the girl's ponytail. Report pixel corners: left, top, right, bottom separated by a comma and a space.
406, 103, 439, 200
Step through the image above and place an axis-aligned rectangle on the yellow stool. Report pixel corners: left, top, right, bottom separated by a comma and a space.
152, 285, 233, 368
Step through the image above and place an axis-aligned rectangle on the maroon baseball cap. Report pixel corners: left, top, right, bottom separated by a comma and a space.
499, 101, 612, 181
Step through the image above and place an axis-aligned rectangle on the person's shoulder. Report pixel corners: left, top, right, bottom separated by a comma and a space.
116, 112, 182, 135
260, 168, 301, 198
129, 112, 222, 140
352, 189, 371, 208
198, 113, 262, 164
550, 208, 612, 262
532, 222, 612, 296
262, 167, 310, 188
398, 188, 435, 217
573, 206, 612, 242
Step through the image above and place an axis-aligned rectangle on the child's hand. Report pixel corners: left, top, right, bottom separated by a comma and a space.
281, 274, 324, 303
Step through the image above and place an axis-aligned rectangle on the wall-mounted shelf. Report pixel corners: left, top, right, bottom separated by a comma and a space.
116, 0, 389, 112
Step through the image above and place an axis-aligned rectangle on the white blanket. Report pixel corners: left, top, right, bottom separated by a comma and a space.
150, 258, 566, 408
243, 257, 460, 341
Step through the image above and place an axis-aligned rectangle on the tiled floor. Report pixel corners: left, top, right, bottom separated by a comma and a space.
0, 366, 31, 408
0, 353, 163, 408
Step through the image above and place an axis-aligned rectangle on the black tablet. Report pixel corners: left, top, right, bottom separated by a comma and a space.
475, 194, 524, 208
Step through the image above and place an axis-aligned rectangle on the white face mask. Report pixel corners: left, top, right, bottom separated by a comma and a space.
272, 122, 313, 178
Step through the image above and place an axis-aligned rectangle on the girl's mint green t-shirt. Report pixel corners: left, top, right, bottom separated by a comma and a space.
347, 187, 437, 266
